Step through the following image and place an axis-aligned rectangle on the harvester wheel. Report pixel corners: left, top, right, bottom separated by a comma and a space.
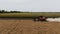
34, 18, 39, 21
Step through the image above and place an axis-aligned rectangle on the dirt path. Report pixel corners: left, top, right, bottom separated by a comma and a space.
0, 19, 60, 34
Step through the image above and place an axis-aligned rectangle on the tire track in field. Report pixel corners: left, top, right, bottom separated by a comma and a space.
8, 21, 22, 34
7, 22, 19, 34
0, 22, 15, 33
0, 20, 20, 34
0, 23, 16, 34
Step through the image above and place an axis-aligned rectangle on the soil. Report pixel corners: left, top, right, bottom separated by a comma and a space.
0, 19, 59, 34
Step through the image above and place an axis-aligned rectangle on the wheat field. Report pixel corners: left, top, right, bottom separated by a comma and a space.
0, 12, 60, 18
0, 19, 60, 34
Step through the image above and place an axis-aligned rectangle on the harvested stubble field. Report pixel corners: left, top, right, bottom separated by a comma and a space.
0, 19, 60, 34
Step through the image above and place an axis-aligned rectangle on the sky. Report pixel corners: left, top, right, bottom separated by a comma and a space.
0, 0, 60, 12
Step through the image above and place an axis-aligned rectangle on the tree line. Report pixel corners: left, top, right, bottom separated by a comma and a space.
0, 10, 22, 13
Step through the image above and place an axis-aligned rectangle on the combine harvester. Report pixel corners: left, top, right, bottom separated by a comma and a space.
34, 16, 47, 21
34, 16, 60, 22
